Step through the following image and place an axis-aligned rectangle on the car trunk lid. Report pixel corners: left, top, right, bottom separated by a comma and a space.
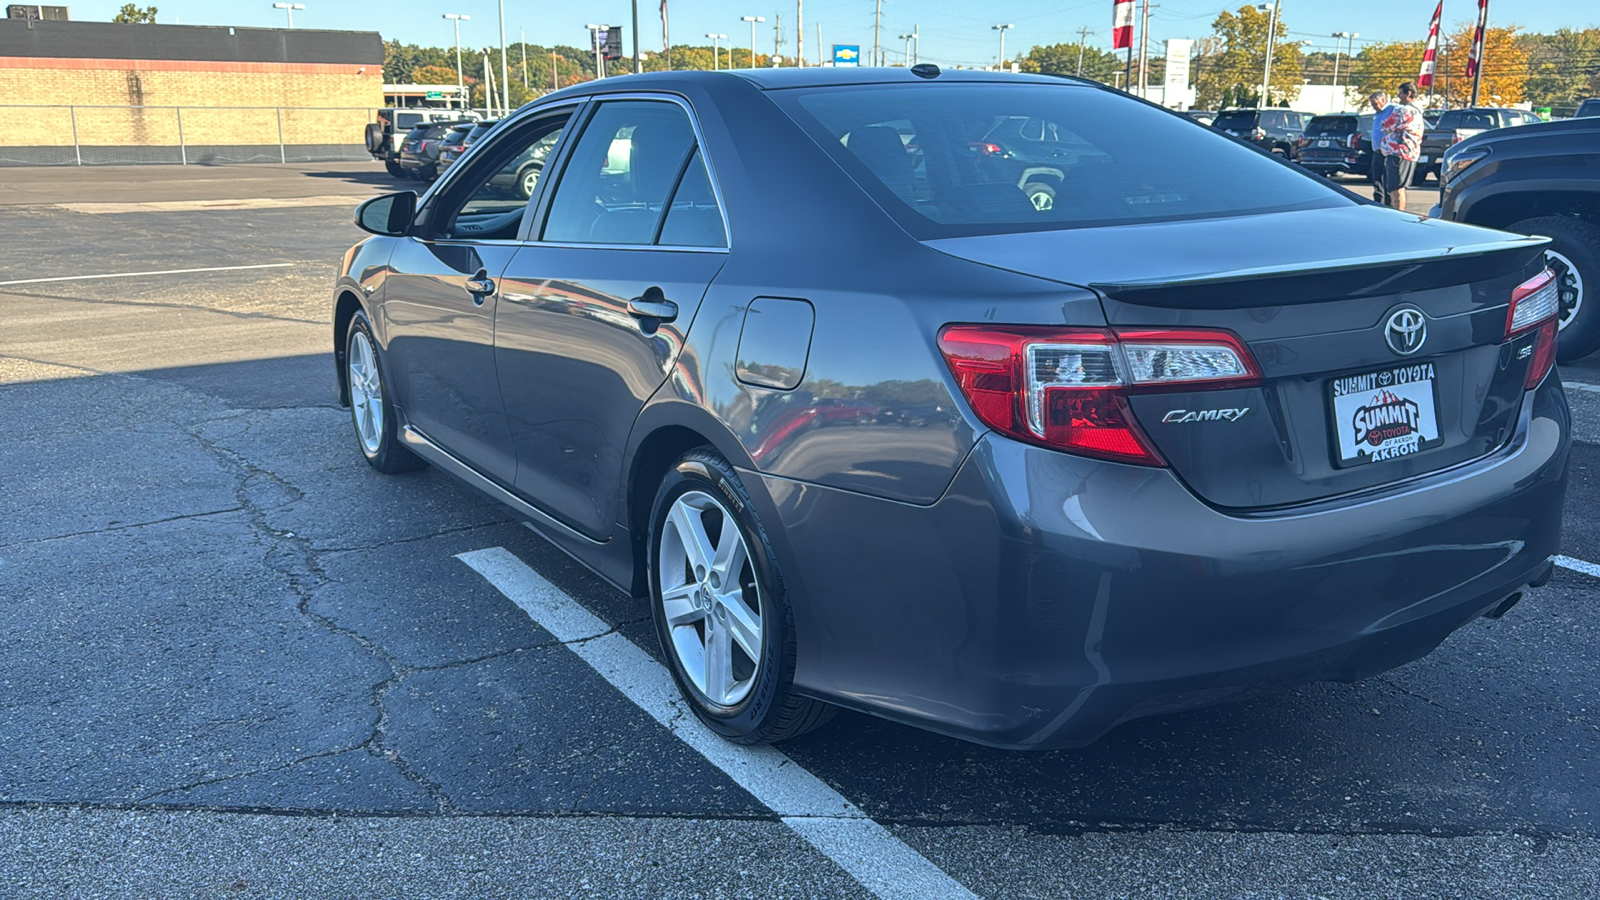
926, 207, 1551, 510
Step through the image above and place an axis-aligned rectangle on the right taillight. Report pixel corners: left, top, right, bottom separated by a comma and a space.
936, 325, 1261, 466
1507, 268, 1560, 389
1347, 133, 1360, 150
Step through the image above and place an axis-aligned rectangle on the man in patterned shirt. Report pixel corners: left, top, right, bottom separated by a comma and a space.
1380, 81, 1426, 211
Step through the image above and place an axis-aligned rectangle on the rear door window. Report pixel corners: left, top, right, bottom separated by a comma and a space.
775, 84, 1346, 239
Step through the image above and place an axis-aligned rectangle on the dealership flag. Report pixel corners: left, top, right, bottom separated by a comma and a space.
661, 0, 669, 53
1418, 0, 1441, 88
1112, 0, 1134, 50
1465, 0, 1489, 79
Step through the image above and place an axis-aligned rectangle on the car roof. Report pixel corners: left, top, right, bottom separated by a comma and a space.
535, 67, 1098, 104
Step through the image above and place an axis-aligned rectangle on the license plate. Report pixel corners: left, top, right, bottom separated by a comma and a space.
1329, 363, 1441, 466
1318, 140, 1331, 147
1418, 154, 1430, 163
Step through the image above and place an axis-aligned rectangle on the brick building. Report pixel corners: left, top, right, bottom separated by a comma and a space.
0, 17, 383, 165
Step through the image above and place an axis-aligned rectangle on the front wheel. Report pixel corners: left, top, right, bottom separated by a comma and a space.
1023, 181, 1055, 212
1510, 215, 1600, 361
648, 448, 834, 744
345, 310, 426, 473
516, 163, 544, 200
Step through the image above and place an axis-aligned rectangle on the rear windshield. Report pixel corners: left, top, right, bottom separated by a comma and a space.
1436, 109, 1498, 131
1210, 110, 1258, 132
774, 84, 1347, 239
1305, 115, 1357, 135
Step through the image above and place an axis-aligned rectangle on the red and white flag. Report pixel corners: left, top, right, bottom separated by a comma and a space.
1465, 0, 1489, 79
1418, 0, 1441, 88
1113, 0, 1134, 50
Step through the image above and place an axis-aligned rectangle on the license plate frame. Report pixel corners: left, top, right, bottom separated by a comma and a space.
1328, 362, 1442, 467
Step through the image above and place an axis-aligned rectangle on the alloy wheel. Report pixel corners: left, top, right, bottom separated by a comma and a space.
1548, 249, 1585, 332
657, 490, 763, 707
347, 330, 384, 455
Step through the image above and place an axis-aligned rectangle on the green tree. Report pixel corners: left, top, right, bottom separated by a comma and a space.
1523, 28, 1600, 109
411, 64, 460, 86
1018, 42, 1123, 84
112, 4, 157, 23
1194, 5, 1304, 108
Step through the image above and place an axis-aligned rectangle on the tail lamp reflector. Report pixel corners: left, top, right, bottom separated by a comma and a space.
938, 325, 1261, 466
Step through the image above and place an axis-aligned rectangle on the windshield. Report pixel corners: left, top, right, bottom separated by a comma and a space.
1211, 110, 1258, 132
1437, 109, 1498, 131
775, 84, 1348, 239
1305, 115, 1357, 136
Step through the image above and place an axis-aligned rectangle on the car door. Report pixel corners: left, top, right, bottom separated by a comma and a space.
380, 107, 574, 485
493, 97, 729, 538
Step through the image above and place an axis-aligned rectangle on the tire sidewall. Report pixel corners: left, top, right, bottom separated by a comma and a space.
1512, 216, 1600, 361
648, 452, 790, 739
346, 310, 406, 468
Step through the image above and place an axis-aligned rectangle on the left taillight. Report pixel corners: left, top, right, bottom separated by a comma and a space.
936, 325, 1262, 466
1507, 268, 1560, 389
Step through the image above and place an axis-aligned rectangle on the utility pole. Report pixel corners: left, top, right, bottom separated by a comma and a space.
796, 0, 804, 66
443, 14, 470, 106
912, 24, 919, 64
774, 14, 782, 65
272, 3, 303, 29
1137, 1, 1157, 98
481, 50, 493, 115
707, 33, 725, 71
900, 32, 913, 67
520, 27, 528, 89
1076, 26, 1094, 76
873, 0, 882, 66
551, 49, 558, 91
816, 22, 822, 66
992, 24, 1013, 71
497, 0, 509, 113
632, 0, 642, 74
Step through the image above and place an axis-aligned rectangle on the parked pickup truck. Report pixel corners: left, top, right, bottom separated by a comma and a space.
1415, 106, 1544, 185
1434, 116, 1600, 360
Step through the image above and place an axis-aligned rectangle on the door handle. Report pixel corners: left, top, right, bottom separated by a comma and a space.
627, 288, 678, 323
465, 275, 496, 296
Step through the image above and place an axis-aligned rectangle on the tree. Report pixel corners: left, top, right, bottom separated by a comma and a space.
112, 4, 157, 23
411, 64, 461, 86
1193, 6, 1304, 109
1017, 42, 1123, 84
1352, 25, 1529, 109
1522, 28, 1600, 110
1348, 39, 1424, 105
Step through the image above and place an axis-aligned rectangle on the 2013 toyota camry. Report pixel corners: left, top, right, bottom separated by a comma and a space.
331, 68, 1570, 749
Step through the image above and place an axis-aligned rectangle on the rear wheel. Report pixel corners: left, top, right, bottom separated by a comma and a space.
1510, 215, 1600, 361
1023, 181, 1055, 212
648, 448, 834, 744
516, 163, 544, 200
345, 310, 426, 473
384, 160, 405, 178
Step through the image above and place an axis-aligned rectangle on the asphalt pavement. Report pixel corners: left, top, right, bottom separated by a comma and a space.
0, 162, 1596, 899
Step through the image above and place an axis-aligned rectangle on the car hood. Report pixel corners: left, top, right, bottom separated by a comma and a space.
922, 205, 1546, 296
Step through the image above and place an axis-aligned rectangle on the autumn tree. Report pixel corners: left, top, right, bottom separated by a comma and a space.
1018, 42, 1124, 84
411, 64, 461, 85
1353, 25, 1529, 108
1193, 5, 1305, 108
1522, 28, 1600, 109
112, 4, 157, 23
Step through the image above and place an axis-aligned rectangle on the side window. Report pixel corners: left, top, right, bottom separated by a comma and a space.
542, 101, 699, 246
436, 115, 568, 240
657, 149, 727, 247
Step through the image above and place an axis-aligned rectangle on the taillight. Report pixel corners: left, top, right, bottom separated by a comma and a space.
969, 142, 1004, 156
1251, 127, 1266, 140
1297, 136, 1309, 148
1450, 131, 1466, 145
936, 326, 1262, 466
1507, 268, 1560, 389
1347, 133, 1360, 150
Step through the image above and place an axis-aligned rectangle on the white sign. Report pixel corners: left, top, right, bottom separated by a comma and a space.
1164, 39, 1192, 92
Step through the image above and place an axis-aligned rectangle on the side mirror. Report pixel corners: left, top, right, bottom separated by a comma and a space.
355, 192, 417, 236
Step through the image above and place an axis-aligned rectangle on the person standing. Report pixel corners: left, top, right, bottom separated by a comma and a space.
1380, 82, 1426, 211
1367, 91, 1391, 206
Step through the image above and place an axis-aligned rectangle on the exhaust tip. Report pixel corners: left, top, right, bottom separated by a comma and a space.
1482, 591, 1523, 620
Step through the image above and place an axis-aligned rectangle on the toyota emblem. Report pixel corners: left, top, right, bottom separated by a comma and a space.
1384, 307, 1427, 356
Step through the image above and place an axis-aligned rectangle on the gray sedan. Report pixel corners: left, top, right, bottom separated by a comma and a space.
331, 68, 1569, 749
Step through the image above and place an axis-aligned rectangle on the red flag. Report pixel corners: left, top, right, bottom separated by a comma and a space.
1418, 1, 1441, 88
1465, 0, 1489, 79
1113, 0, 1134, 50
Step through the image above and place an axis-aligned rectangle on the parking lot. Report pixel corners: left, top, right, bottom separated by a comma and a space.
1, 161, 1597, 898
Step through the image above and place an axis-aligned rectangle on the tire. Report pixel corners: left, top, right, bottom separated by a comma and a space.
344, 310, 426, 473
364, 123, 385, 154
1410, 165, 1429, 187
422, 164, 438, 181
1022, 181, 1055, 212
648, 448, 834, 744
385, 160, 406, 178
515, 163, 544, 200
1510, 215, 1600, 361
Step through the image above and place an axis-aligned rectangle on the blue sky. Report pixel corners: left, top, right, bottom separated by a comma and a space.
73, 1, 1599, 69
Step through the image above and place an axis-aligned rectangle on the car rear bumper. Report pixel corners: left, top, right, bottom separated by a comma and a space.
758, 378, 1570, 749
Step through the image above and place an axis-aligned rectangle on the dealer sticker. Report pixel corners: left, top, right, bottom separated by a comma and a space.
1329, 363, 1441, 465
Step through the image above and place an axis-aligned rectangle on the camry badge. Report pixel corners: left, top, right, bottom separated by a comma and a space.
1385, 307, 1428, 356
1162, 407, 1250, 424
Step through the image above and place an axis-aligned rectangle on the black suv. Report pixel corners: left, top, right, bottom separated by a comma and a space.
1574, 99, 1600, 118
1211, 108, 1313, 159
1435, 116, 1600, 359
1296, 113, 1375, 179
397, 121, 469, 181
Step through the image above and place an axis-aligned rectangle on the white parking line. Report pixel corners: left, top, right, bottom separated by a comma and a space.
457, 546, 976, 900
1564, 381, 1600, 394
0, 263, 296, 287
1555, 556, 1600, 579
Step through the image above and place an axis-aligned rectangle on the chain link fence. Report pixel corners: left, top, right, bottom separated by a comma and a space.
0, 105, 382, 167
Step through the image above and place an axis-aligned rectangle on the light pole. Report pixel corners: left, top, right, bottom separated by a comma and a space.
899, 33, 913, 67
992, 24, 1013, 72
272, 3, 303, 29
1331, 31, 1357, 102
1256, 2, 1280, 107
443, 14, 470, 109
706, 33, 726, 71
497, 0, 509, 114
741, 16, 765, 69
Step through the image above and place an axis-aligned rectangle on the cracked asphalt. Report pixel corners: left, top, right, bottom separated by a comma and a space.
0, 163, 1597, 898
